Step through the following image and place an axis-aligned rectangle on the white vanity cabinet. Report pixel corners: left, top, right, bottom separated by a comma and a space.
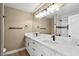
25, 37, 32, 55
25, 37, 62, 56
25, 37, 46, 56
25, 37, 38, 56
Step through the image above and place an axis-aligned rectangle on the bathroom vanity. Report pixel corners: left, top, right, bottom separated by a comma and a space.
25, 33, 79, 56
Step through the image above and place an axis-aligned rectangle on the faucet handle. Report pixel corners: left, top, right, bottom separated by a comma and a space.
69, 35, 71, 37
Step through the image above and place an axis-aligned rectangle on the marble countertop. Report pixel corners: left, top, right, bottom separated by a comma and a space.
25, 33, 79, 56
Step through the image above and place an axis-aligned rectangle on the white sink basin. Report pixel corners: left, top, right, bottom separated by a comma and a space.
42, 40, 58, 45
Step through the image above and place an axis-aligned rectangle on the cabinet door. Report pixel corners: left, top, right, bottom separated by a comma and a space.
25, 37, 31, 49
30, 39, 39, 56
30, 47, 38, 56
25, 37, 32, 55
25, 37, 29, 47
25, 38, 39, 56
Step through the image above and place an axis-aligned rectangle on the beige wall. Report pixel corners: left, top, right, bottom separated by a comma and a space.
33, 17, 51, 34
4, 6, 33, 51
50, 18, 54, 34
4, 6, 53, 51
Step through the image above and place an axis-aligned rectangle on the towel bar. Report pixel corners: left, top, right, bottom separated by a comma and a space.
9, 27, 23, 29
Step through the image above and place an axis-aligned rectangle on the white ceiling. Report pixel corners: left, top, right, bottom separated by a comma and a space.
46, 3, 79, 18
4, 3, 41, 13
57, 3, 79, 15
4, 3, 79, 18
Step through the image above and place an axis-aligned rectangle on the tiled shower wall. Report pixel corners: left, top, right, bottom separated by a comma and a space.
54, 15, 69, 37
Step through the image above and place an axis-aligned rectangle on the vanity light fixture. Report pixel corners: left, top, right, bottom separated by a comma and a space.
35, 3, 64, 18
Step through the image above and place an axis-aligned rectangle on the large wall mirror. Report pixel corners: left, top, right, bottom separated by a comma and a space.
33, 3, 79, 38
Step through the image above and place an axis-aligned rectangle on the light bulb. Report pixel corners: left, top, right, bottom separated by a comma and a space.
37, 14, 40, 18
35, 14, 38, 18
47, 7, 55, 14
39, 12, 43, 18
47, 8, 51, 15
46, 11, 50, 15
43, 10, 47, 16
47, 8, 50, 12
50, 10, 54, 13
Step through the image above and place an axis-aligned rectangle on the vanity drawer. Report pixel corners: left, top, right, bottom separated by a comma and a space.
31, 47, 38, 56
30, 39, 38, 47
25, 37, 39, 56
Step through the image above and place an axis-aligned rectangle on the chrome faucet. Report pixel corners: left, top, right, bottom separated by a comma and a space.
35, 32, 39, 37
51, 35, 55, 41
35, 33, 38, 37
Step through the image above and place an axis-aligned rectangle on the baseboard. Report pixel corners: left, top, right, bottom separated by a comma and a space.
3, 47, 26, 56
